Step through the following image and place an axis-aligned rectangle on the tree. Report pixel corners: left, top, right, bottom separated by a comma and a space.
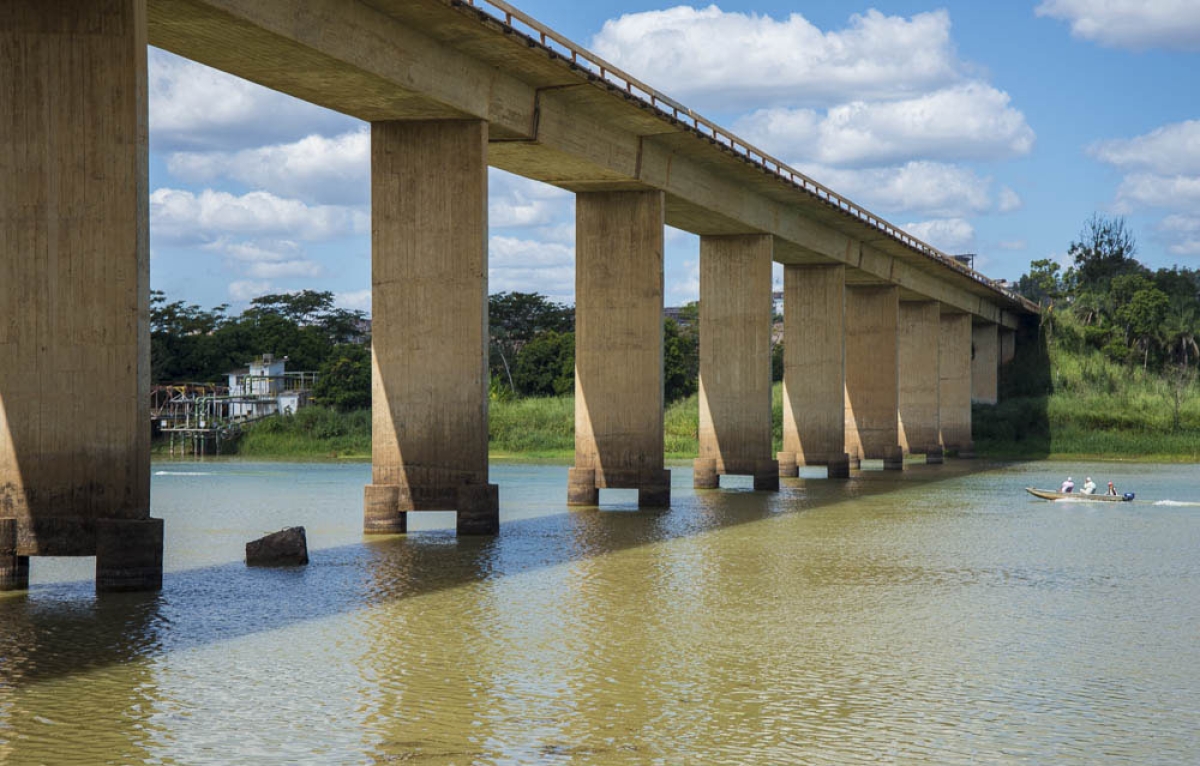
488, 292, 574, 392
663, 317, 699, 403
1068, 214, 1145, 292
512, 331, 574, 397
313, 344, 371, 411
1016, 258, 1066, 306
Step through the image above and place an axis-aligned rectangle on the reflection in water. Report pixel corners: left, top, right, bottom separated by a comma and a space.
1, 460, 1198, 764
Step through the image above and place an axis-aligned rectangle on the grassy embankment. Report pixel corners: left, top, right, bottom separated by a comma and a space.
197, 342, 1199, 462
203, 387, 790, 460
973, 318, 1200, 462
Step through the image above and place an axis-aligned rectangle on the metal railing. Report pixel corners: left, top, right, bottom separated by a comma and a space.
452, 0, 1030, 307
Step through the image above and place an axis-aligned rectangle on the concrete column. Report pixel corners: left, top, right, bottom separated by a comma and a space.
571, 191, 670, 508
779, 264, 846, 473
366, 120, 498, 535
695, 235, 778, 491
898, 301, 941, 456
1000, 327, 1016, 365
1, 0, 162, 591
939, 313, 973, 453
844, 285, 900, 462
972, 323, 999, 405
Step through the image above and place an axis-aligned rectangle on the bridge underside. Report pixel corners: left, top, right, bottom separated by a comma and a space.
1, 0, 1032, 591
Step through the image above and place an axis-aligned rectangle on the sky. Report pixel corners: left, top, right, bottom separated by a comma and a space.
147, 0, 1200, 314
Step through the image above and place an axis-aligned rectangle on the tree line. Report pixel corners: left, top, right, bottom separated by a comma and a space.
1015, 214, 1200, 373
150, 289, 730, 412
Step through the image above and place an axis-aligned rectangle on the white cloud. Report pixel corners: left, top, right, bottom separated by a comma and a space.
1157, 214, 1200, 255
996, 239, 1028, 251
488, 171, 572, 228
149, 48, 357, 151
1090, 120, 1200, 176
200, 238, 325, 281
667, 258, 700, 304
1036, 0, 1200, 51
799, 162, 997, 218
228, 280, 274, 302
592, 6, 961, 109
1114, 173, 1200, 211
901, 218, 976, 252
488, 236, 575, 300
335, 289, 373, 313
150, 188, 368, 243
737, 83, 1033, 166
997, 187, 1024, 213
167, 129, 370, 206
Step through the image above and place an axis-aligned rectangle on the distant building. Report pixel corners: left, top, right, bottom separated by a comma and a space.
227, 354, 315, 419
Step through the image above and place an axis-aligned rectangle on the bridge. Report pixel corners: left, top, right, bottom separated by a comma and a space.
1, 0, 1036, 592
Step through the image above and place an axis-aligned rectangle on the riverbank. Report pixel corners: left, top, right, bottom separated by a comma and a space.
160, 370, 1199, 463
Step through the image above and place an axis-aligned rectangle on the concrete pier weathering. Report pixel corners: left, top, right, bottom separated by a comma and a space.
1, 0, 1036, 591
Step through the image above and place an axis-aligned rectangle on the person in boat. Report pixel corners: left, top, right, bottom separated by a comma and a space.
1107, 481, 1118, 496
1060, 477, 1075, 493
1082, 477, 1096, 494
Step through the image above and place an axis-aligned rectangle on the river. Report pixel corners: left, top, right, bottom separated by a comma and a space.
2, 459, 1198, 764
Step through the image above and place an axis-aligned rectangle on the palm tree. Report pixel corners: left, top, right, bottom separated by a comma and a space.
1163, 302, 1199, 369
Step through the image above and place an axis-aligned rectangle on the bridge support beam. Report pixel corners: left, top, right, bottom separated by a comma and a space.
939, 314, 973, 454
779, 264, 847, 477
571, 191, 670, 508
695, 235, 778, 491
845, 286, 901, 466
365, 119, 498, 535
898, 301, 941, 457
1, 0, 162, 591
972, 323, 1000, 405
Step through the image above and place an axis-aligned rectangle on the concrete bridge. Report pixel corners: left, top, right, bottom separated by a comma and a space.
1, 0, 1036, 592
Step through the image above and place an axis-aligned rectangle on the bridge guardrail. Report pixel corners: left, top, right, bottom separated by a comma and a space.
453, 0, 1036, 313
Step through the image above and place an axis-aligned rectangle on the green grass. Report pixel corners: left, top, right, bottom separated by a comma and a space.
231, 407, 371, 458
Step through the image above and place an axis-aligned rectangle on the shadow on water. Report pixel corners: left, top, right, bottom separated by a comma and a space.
974, 314, 1053, 459
0, 458, 994, 689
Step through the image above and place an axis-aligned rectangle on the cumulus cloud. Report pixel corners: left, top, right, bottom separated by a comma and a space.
488, 236, 575, 300
228, 280, 275, 302
1114, 173, 1200, 211
489, 170, 573, 228
592, 6, 960, 109
901, 218, 976, 252
737, 83, 1033, 166
799, 162, 1000, 219
1090, 120, 1200, 176
167, 128, 370, 206
335, 289, 373, 313
149, 48, 357, 151
1157, 215, 1200, 255
1036, 0, 1200, 51
150, 188, 368, 243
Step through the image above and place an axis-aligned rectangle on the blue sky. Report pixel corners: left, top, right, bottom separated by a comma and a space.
147, 0, 1200, 314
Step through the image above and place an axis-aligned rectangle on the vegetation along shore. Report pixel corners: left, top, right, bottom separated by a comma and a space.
152, 215, 1198, 463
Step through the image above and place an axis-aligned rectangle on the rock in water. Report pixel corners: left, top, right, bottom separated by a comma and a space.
246, 527, 309, 567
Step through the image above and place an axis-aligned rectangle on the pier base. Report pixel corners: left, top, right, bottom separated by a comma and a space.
364, 483, 499, 535
96, 519, 164, 593
1, 520, 29, 592
827, 453, 851, 479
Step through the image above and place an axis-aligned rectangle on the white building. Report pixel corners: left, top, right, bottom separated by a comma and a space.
226, 354, 314, 419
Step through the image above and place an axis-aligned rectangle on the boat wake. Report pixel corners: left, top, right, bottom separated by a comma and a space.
153, 471, 213, 477
1153, 500, 1200, 507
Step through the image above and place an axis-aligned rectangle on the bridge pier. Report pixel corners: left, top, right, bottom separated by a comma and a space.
570, 190, 670, 508
779, 264, 848, 477
845, 285, 902, 468
694, 235, 778, 491
898, 301, 941, 457
972, 323, 1000, 405
364, 120, 498, 535
1, 0, 162, 592
939, 313, 974, 455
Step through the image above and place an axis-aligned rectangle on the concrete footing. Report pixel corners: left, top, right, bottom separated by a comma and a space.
925, 446, 944, 465
848, 448, 862, 471
883, 446, 904, 471
827, 453, 851, 479
1, 519, 30, 592
95, 519, 164, 593
364, 483, 499, 535
777, 452, 799, 478
693, 459, 720, 489
694, 459, 778, 491
569, 467, 671, 508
